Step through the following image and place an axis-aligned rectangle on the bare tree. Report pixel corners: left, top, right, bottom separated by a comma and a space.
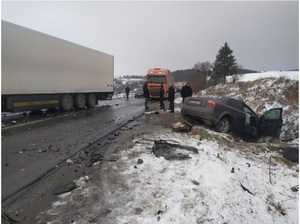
194, 61, 213, 88
194, 61, 213, 73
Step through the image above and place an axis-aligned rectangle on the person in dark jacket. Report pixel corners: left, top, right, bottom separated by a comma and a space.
125, 85, 130, 99
180, 82, 193, 103
143, 82, 150, 110
168, 83, 175, 113
159, 84, 165, 110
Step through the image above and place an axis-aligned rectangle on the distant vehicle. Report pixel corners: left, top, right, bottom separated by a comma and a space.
146, 68, 174, 99
134, 88, 144, 98
2, 20, 114, 113
181, 96, 283, 139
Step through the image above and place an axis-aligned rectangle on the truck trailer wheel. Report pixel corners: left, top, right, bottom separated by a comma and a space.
86, 93, 97, 108
60, 94, 73, 111
74, 94, 86, 109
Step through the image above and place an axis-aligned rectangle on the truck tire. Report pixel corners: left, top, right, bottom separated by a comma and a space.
60, 94, 73, 111
74, 94, 86, 109
86, 93, 96, 108
215, 117, 231, 133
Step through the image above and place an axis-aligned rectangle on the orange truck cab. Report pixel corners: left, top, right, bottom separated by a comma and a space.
146, 68, 174, 99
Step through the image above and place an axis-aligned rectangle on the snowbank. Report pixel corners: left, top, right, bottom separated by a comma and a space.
237, 71, 299, 82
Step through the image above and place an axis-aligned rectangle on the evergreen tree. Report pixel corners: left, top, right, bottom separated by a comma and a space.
213, 42, 238, 83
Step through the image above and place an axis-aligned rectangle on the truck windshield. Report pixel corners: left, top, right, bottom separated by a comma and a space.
146, 75, 166, 84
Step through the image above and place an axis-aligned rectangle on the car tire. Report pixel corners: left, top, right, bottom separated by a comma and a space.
215, 117, 231, 133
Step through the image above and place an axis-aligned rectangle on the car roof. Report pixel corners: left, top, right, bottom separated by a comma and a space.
190, 96, 246, 105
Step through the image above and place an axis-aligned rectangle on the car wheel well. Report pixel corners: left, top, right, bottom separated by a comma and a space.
215, 115, 232, 125
221, 115, 232, 121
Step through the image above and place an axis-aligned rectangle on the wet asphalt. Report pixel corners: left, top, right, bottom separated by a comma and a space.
1, 96, 183, 223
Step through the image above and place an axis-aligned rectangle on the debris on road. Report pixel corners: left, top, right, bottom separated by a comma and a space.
2, 211, 24, 223
66, 159, 74, 166
137, 158, 143, 164
172, 121, 192, 132
85, 154, 104, 167
187, 129, 201, 135
152, 140, 198, 160
282, 147, 298, 163
240, 183, 254, 195
291, 185, 299, 192
144, 111, 160, 115
53, 182, 77, 195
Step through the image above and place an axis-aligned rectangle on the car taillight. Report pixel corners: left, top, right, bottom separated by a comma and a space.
206, 100, 216, 107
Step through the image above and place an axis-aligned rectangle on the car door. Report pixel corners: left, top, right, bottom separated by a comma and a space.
225, 99, 246, 131
258, 108, 283, 138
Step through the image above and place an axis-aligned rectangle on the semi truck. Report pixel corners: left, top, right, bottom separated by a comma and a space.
146, 68, 174, 99
1, 20, 114, 113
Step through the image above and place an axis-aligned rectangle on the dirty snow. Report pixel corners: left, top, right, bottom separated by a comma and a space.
36, 71, 299, 224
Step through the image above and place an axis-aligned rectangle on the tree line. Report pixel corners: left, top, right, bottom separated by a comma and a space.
172, 42, 257, 93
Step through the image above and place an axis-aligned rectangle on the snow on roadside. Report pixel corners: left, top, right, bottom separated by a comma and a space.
107, 130, 299, 224
37, 127, 299, 224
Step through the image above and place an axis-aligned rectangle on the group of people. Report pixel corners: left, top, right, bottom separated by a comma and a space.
125, 81, 193, 112
142, 81, 193, 113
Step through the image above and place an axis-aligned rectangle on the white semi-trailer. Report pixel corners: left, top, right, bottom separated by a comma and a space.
2, 20, 114, 112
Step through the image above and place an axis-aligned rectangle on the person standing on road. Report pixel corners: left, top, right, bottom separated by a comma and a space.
159, 84, 165, 110
125, 85, 130, 100
168, 83, 175, 113
143, 82, 150, 110
180, 82, 193, 103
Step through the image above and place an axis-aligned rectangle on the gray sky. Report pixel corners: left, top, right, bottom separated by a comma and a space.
1, 1, 299, 77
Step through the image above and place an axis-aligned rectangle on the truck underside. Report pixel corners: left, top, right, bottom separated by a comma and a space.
2, 92, 113, 113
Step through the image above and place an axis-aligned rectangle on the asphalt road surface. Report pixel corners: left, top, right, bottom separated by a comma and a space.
2, 97, 166, 223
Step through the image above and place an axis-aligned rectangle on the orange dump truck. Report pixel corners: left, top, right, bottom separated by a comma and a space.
146, 68, 174, 99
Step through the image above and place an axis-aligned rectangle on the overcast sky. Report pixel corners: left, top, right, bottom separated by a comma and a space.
1, 1, 299, 77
